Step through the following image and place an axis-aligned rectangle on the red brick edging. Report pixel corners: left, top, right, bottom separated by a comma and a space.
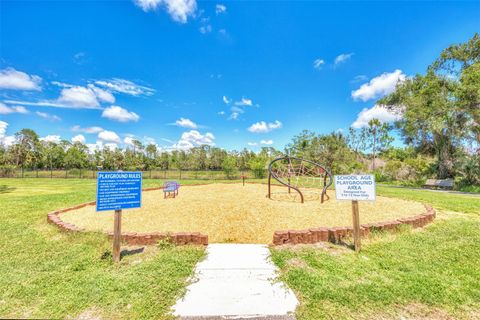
272, 205, 436, 245
46, 187, 208, 246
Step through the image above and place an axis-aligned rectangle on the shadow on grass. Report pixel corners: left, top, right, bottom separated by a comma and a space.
0, 185, 16, 194
120, 247, 145, 258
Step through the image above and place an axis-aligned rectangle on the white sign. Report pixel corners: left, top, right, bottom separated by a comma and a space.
334, 175, 376, 201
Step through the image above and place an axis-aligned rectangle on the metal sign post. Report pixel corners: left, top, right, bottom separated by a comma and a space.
96, 172, 142, 263
334, 174, 376, 252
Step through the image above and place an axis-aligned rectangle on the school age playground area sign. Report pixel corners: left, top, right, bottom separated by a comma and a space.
334, 174, 376, 201
96, 172, 142, 212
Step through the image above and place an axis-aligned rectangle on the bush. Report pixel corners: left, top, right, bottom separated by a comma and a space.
222, 156, 238, 179
0, 165, 16, 177
248, 157, 268, 179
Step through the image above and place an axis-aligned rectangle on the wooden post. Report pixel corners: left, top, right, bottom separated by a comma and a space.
351, 200, 361, 252
113, 209, 122, 263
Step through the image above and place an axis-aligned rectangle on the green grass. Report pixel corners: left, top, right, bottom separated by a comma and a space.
272, 186, 480, 319
2, 178, 480, 319
377, 186, 480, 214
0, 178, 205, 319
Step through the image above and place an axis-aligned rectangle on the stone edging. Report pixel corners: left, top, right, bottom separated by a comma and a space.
272, 205, 436, 245
46, 187, 208, 246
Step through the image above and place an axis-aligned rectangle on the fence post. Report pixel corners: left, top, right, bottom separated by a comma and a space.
65, 169, 68, 179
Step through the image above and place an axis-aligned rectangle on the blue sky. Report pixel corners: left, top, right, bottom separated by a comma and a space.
1, 0, 479, 152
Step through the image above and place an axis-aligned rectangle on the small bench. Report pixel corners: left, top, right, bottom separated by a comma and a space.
423, 179, 454, 190
163, 181, 180, 198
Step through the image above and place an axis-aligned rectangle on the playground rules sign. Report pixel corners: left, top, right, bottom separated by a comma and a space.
96, 172, 142, 212
334, 175, 376, 201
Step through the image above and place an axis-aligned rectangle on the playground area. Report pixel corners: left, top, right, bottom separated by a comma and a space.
61, 183, 427, 243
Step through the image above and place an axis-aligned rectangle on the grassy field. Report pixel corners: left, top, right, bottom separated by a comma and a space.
272, 186, 480, 320
0, 179, 205, 319
1, 178, 479, 319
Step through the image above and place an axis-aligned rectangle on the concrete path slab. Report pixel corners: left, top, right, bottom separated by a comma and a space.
172, 244, 298, 319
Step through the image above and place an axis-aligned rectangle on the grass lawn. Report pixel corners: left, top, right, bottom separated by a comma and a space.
1, 178, 479, 319
272, 187, 480, 319
0, 179, 205, 319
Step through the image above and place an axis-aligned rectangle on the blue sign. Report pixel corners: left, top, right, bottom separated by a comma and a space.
96, 172, 142, 212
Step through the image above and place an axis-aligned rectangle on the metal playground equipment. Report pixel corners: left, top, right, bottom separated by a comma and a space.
267, 156, 333, 203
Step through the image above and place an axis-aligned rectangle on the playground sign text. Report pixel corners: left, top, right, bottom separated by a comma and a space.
96, 172, 142, 212
334, 174, 376, 201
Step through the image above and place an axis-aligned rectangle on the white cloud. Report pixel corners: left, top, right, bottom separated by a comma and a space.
351, 105, 402, 128
247, 142, 258, 146
260, 139, 273, 145
199, 24, 212, 34
88, 84, 115, 103
36, 111, 61, 121
0, 121, 14, 147
57, 85, 106, 108
247, 120, 282, 133
174, 117, 198, 129
0, 103, 28, 114
334, 53, 354, 65
0, 68, 42, 91
102, 105, 140, 122
351, 75, 368, 83
235, 97, 253, 106
218, 111, 225, 115
222, 95, 230, 104
352, 70, 406, 102
98, 130, 121, 143
172, 130, 215, 150
215, 4, 226, 14
124, 136, 135, 146
228, 112, 240, 120
3, 99, 101, 110
133, 0, 197, 23
71, 125, 104, 134
313, 59, 325, 70
94, 78, 155, 96
72, 134, 86, 144
41, 135, 61, 143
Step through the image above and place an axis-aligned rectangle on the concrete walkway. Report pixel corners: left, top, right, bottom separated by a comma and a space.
172, 244, 298, 320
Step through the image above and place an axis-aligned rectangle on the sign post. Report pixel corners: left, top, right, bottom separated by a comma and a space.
334, 174, 376, 252
96, 172, 142, 263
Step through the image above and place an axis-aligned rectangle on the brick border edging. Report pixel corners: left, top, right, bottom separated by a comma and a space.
46, 187, 208, 246
272, 205, 436, 245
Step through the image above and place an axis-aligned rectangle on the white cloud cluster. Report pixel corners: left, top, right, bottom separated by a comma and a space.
172, 130, 215, 150
41, 135, 61, 143
133, 0, 197, 23
36, 111, 61, 121
247, 120, 282, 133
351, 70, 406, 102
260, 139, 273, 145
313, 59, 325, 70
72, 134, 86, 144
94, 78, 155, 96
0, 121, 14, 147
101, 106, 140, 122
222, 96, 230, 104
234, 98, 253, 107
334, 53, 354, 65
351, 105, 402, 128
98, 130, 121, 143
71, 125, 104, 134
174, 117, 198, 129
0, 102, 28, 114
56, 84, 114, 108
0, 68, 42, 91
215, 4, 226, 14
